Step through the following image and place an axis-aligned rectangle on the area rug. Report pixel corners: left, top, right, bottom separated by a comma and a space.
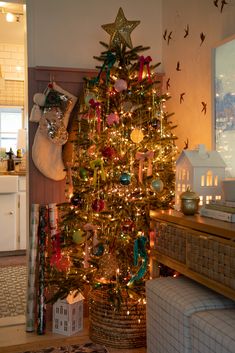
19, 342, 108, 353
0, 265, 27, 320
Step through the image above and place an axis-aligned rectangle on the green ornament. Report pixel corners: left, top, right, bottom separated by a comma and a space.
72, 229, 85, 244
79, 167, 88, 180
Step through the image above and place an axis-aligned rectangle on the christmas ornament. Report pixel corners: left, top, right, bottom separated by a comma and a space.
114, 79, 127, 92
90, 159, 106, 185
70, 193, 83, 207
101, 7, 140, 49
138, 56, 152, 83
151, 178, 164, 192
128, 234, 148, 286
79, 167, 88, 180
136, 150, 154, 183
120, 172, 131, 185
106, 112, 120, 126
102, 146, 116, 159
88, 144, 96, 156
92, 199, 105, 212
72, 229, 85, 244
93, 243, 105, 256
130, 128, 144, 143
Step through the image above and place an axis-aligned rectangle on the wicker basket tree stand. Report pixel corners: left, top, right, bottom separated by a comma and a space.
88, 289, 146, 349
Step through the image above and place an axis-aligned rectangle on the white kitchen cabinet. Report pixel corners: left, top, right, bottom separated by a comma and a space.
0, 175, 26, 251
0, 193, 18, 251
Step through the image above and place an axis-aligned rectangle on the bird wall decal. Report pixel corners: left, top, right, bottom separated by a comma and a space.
184, 24, 189, 38
200, 32, 206, 46
176, 61, 181, 71
167, 31, 173, 45
221, 0, 228, 13
184, 138, 189, 149
166, 78, 171, 91
180, 93, 185, 103
201, 101, 207, 114
163, 29, 167, 41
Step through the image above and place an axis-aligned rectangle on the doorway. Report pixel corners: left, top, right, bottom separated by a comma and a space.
0, 1, 27, 326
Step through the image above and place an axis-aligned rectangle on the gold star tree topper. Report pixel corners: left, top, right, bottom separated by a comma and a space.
102, 8, 140, 49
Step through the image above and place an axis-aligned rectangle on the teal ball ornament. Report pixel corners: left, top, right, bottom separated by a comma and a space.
151, 178, 164, 192
120, 172, 131, 185
93, 243, 104, 256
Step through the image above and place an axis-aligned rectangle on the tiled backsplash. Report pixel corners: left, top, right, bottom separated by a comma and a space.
0, 42, 25, 106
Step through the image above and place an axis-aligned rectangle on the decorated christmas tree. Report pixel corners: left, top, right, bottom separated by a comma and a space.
46, 8, 178, 340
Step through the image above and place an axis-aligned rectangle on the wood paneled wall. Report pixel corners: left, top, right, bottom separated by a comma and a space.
28, 66, 97, 205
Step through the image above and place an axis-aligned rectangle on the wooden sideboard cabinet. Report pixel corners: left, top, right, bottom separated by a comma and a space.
150, 209, 235, 301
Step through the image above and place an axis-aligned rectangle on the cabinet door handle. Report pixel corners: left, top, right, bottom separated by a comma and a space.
9, 211, 14, 215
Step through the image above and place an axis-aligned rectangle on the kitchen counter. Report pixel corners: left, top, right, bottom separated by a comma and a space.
0, 171, 26, 176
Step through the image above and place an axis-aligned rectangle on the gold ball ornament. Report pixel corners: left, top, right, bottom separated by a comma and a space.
130, 128, 144, 143
72, 229, 85, 244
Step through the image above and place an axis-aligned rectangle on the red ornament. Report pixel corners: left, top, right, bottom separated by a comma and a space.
102, 146, 116, 159
92, 199, 105, 212
50, 253, 70, 272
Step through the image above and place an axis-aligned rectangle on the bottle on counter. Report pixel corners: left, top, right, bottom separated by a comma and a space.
6, 148, 15, 171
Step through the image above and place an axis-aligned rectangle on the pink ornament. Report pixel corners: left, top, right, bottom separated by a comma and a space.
92, 199, 105, 212
88, 144, 96, 156
107, 113, 119, 126
114, 79, 128, 92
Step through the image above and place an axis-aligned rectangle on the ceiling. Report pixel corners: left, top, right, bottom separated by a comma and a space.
0, 2, 24, 44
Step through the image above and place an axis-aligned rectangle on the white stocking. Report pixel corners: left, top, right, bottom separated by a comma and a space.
31, 82, 77, 181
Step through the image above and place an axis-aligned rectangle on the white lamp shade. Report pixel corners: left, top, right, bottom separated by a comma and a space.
17, 128, 26, 151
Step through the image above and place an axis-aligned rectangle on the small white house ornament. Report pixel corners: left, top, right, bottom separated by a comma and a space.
52, 291, 84, 336
175, 144, 226, 210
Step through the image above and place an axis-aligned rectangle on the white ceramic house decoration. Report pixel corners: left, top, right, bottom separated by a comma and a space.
52, 291, 84, 336
175, 144, 226, 210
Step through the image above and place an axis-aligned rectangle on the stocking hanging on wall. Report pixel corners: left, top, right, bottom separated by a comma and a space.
30, 82, 77, 181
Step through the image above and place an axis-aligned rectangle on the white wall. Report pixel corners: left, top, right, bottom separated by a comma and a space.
26, 0, 235, 153
162, 0, 235, 152
26, 0, 162, 70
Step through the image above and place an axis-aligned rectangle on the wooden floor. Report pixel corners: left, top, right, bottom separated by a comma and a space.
0, 319, 146, 353
0, 254, 146, 353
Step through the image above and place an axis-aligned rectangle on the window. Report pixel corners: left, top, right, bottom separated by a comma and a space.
206, 170, 213, 186
0, 107, 23, 155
